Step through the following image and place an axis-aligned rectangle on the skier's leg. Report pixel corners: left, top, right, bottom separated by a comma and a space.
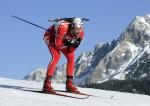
61, 50, 75, 76
43, 45, 61, 93
61, 50, 79, 93
46, 45, 61, 77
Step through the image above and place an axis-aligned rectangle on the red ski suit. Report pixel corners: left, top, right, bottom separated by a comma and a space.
44, 21, 84, 77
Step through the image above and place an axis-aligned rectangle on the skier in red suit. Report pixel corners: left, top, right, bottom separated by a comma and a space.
43, 17, 84, 93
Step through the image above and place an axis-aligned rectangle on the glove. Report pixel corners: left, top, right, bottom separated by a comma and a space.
64, 37, 81, 48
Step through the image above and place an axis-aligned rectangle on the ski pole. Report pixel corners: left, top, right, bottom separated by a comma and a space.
12, 15, 48, 31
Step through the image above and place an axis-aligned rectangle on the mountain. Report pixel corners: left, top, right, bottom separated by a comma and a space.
24, 14, 150, 94
24, 68, 46, 82
74, 14, 150, 86
0, 77, 150, 106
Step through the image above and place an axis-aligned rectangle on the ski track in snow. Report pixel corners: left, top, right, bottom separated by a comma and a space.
0, 77, 150, 106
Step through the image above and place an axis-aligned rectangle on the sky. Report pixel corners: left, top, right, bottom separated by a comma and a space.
0, 0, 150, 79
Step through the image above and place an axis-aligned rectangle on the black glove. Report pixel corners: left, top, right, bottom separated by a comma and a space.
65, 37, 81, 48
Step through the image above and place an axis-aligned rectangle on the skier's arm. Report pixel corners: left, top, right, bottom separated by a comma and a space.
55, 24, 68, 48
65, 30, 84, 48
73, 30, 84, 48
43, 26, 55, 45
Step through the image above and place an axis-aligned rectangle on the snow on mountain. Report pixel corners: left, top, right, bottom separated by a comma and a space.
0, 77, 150, 106
24, 14, 150, 89
24, 68, 46, 82
74, 14, 150, 86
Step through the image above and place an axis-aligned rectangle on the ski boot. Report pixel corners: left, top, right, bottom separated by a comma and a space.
43, 76, 56, 94
66, 76, 80, 94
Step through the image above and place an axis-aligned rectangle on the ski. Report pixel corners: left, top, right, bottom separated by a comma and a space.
56, 90, 96, 97
42, 91, 89, 99
23, 89, 89, 99
56, 90, 114, 99
23, 89, 114, 99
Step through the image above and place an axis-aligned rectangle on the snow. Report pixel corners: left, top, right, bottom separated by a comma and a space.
106, 42, 139, 80
113, 42, 150, 80
127, 42, 139, 53
140, 73, 147, 78
129, 15, 150, 36
144, 42, 150, 54
77, 53, 88, 64
100, 41, 150, 81
0, 77, 150, 106
145, 14, 150, 18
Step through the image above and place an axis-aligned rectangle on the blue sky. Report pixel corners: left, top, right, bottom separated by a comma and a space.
0, 0, 150, 79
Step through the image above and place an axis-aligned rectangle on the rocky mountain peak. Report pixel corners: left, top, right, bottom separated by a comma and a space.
118, 14, 150, 46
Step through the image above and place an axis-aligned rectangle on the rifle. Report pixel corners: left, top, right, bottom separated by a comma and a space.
48, 17, 89, 22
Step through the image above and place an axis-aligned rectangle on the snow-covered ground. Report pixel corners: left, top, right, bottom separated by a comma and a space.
0, 77, 150, 106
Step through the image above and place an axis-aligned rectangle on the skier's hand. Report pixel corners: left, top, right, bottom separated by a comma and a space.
64, 37, 81, 48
